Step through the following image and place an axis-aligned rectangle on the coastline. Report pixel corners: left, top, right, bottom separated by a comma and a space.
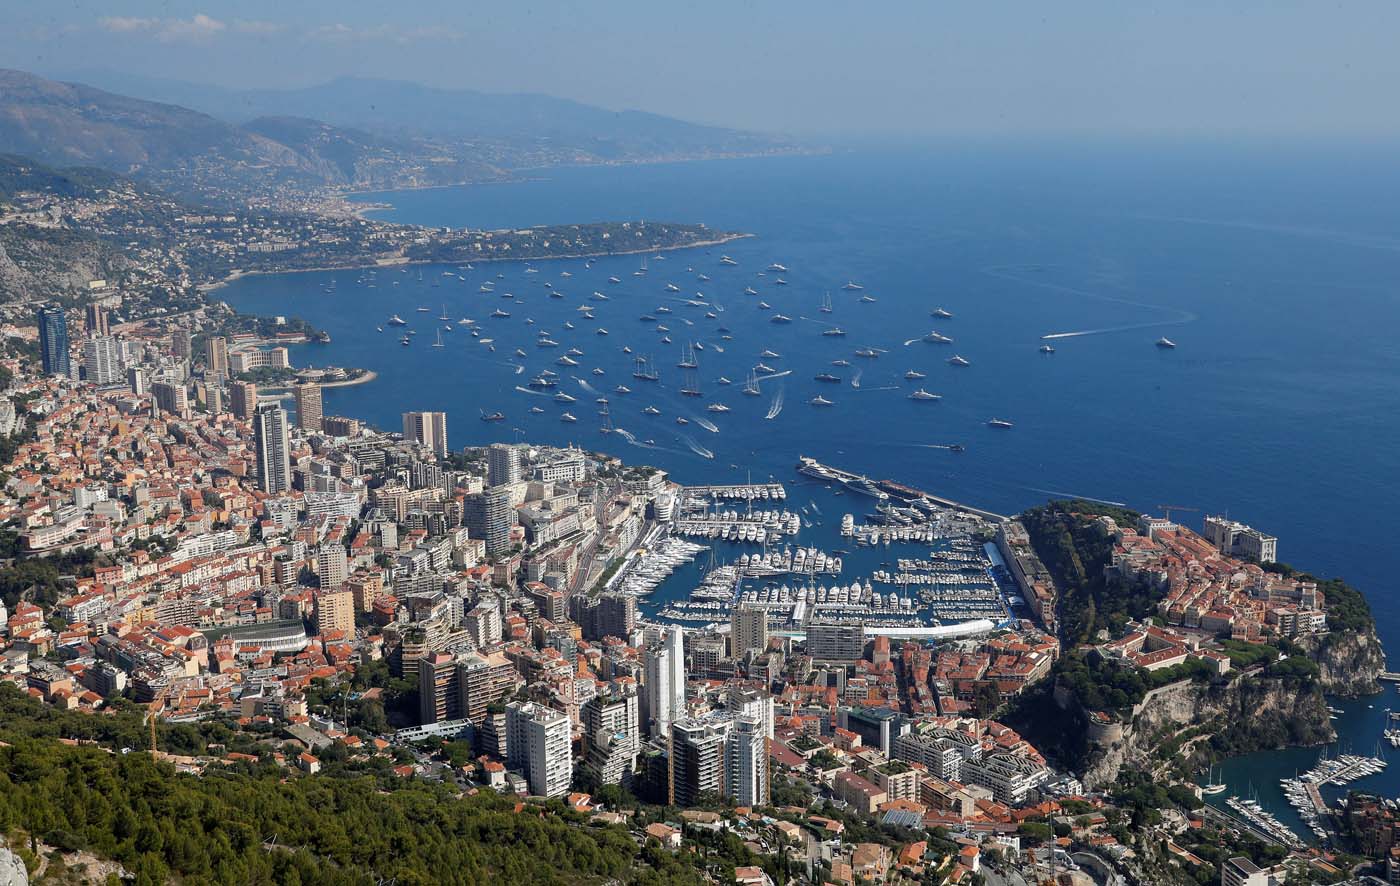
260, 370, 379, 399
201, 232, 754, 294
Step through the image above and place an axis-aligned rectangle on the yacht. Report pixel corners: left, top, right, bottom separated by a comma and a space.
757, 301, 771, 309
741, 370, 762, 395
720, 256, 739, 265
987, 418, 1014, 428
592, 368, 605, 376
832, 359, 852, 367
1040, 344, 1056, 354
860, 295, 877, 303
768, 263, 789, 272
529, 406, 545, 414
909, 389, 941, 401
698, 274, 711, 281
855, 348, 880, 358
387, 314, 407, 326
557, 355, 579, 366
815, 373, 841, 383
666, 283, 681, 292
706, 403, 732, 413
553, 392, 577, 404
491, 309, 510, 318
514, 348, 528, 358
614, 385, 632, 394
563, 321, 575, 329
774, 278, 789, 285
643, 405, 661, 415
561, 412, 577, 423
842, 281, 864, 291
597, 328, 609, 335
623, 346, 633, 354
717, 376, 732, 385
1156, 337, 1177, 349
754, 363, 776, 374
931, 307, 954, 318
948, 355, 971, 366
608, 276, 622, 284
761, 349, 781, 359
416, 306, 431, 313
809, 395, 834, 407
593, 291, 610, 301
771, 314, 793, 323
676, 417, 690, 425
924, 330, 953, 344
904, 369, 927, 380
744, 287, 759, 295
481, 411, 506, 422
656, 306, 673, 314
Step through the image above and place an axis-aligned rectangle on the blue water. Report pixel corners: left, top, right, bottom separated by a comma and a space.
222, 145, 1400, 825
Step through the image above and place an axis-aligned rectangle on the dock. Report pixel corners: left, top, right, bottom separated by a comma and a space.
1378, 671, 1400, 682
875, 479, 1008, 523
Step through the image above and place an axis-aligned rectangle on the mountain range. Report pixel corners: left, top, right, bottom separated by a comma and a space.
0, 68, 797, 199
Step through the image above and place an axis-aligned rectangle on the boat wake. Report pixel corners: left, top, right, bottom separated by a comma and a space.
514, 385, 551, 397
765, 387, 784, 420
981, 265, 1198, 340
850, 368, 863, 389
693, 416, 720, 434
755, 368, 791, 381
1023, 486, 1128, 507
855, 385, 899, 392
678, 433, 715, 459
575, 377, 598, 394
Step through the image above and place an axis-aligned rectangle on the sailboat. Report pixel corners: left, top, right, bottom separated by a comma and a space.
820, 292, 833, 314
1202, 765, 1227, 795
432, 330, 445, 349
741, 369, 762, 396
677, 342, 699, 369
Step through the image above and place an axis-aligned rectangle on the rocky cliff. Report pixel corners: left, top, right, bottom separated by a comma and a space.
1302, 628, 1386, 697
1066, 674, 1334, 790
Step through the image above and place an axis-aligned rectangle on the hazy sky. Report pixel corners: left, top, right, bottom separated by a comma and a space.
7, 1, 1400, 137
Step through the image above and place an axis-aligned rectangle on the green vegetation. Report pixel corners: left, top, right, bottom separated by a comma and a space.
0, 546, 98, 610
1020, 500, 1156, 644
0, 686, 733, 886
1053, 650, 1219, 720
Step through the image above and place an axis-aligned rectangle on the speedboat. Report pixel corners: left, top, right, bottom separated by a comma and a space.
860, 295, 876, 303
491, 309, 510, 318
554, 392, 577, 403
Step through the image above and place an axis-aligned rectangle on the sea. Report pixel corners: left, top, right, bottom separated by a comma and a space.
219, 142, 1400, 833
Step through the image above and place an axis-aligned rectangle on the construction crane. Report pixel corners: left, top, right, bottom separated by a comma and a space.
1158, 504, 1199, 524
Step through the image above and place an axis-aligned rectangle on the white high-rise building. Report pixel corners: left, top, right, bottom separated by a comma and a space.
643, 628, 686, 739
725, 714, 770, 807
582, 683, 640, 785
726, 685, 775, 740
254, 404, 292, 493
83, 335, 122, 385
487, 442, 522, 487
506, 701, 573, 797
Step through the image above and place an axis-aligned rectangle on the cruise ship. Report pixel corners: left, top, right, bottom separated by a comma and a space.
909, 389, 941, 401
948, 355, 970, 366
1156, 337, 1177, 349
987, 418, 1014, 428
931, 307, 954, 318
